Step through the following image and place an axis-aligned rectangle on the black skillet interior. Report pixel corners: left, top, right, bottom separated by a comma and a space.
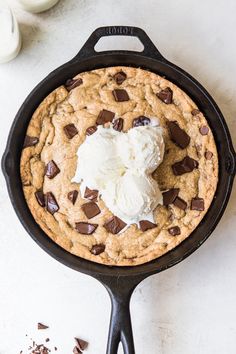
2, 27, 236, 354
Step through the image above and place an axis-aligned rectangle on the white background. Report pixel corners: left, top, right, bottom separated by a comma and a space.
0, 0, 236, 353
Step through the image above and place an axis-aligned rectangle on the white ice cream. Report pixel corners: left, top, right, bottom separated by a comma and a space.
18, 0, 60, 13
75, 126, 125, 191
0, 5, 21, 64
118, 125, 164, 173
102, 171, 162, 224
73, 124, 165, 226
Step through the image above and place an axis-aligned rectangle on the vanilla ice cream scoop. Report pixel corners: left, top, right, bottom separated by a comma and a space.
102, 171, 162, 224
73, 124, 165, 227
118, 125, 164, 173
74, 126, 125, 191
0, 5, 21, 64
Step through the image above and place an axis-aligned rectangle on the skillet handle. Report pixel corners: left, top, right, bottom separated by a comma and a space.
74, 26, 164, 61
101, 276, 143, 354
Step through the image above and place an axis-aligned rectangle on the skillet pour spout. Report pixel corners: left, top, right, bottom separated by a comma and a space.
2, 26, 236, 354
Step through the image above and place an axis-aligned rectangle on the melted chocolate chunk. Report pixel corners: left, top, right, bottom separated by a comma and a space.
113, 118, 124, 132
81, 202, 101, 219
67, 190, 78, 205
91, 244, 105, 255
172, 156, 198, 175
96, 109, 115, 125
112, 89, 130, 102
199, 125, 209, 135
84, 187, 98, 201
75, 222, 98, 235
104, 216, 126, 234
45, 160, 60, 179
113, 71, 127, 85
37, 323, 49, 330
191, 197, 205, 211
35, 190, 45, 207
74, 338, 88, 351
167, 121, 190, 149
86, 125, 97, 136
157, 87, 173, 104
45, 192, 59, 215
23, 135, 39, 148
132, 116, 151, 127
162, 188, 179, 206
63, 124, 78, 139
191, 109, 200, 116
65, 78, 83, 91
173, 196, 187, 210
140, 220, 157, 232
168, 226, 181, 236
205, 151, 213, 160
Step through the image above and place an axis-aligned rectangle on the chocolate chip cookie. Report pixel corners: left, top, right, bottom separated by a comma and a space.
20, 66, 218, 266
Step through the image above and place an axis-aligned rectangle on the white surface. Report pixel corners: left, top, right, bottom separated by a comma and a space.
0, 0, 235, 353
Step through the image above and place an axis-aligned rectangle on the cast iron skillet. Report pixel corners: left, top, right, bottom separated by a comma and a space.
2, 26, 236, 354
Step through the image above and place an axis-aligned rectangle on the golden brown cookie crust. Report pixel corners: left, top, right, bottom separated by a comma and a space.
20, 66, 218, 266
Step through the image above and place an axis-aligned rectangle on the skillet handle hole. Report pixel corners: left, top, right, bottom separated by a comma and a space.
94, 36, 144, 53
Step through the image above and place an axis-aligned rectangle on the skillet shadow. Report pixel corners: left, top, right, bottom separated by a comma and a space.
130, 62, 236, 354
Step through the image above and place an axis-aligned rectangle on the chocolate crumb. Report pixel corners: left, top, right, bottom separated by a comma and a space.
74, 337, 89, 351
38, 323, 49, 330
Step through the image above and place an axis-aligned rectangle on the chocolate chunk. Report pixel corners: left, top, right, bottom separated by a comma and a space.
191, 197, 205, 211
113, 71, 127, 85
157, 87, 173, 104
205, 151, 213, 160
162, 188, 179, 206
65, 78, 83, 91
81, 202, 101, 219
45, 160, 60, 179
140, 220, 157, 232
168, 226, 181, 236
167, 121, 190, 149
75, 222, 98, 235
73, 346, 82, 354
37, 323, 48, 330
91, 244, 105, 255
23, 135, 39, 148
45, 338, 50, 342
63, 124, 78, 139
35, 190, 45, 207
104, 216, 126, 234
173, 196, 187, 210
191, 109, 200, 116
84, 187, 98, 201
112, 89, 129, 102
172, 156, 198, 175
74, 338, 89, 351
113, 118, 124, 132
68, 190, 78, 205
96, 109, 115, 125
199, 125, 209, 135
45, 192, 59, 215
86, 125, 97, 136
132, 116, 151, 127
